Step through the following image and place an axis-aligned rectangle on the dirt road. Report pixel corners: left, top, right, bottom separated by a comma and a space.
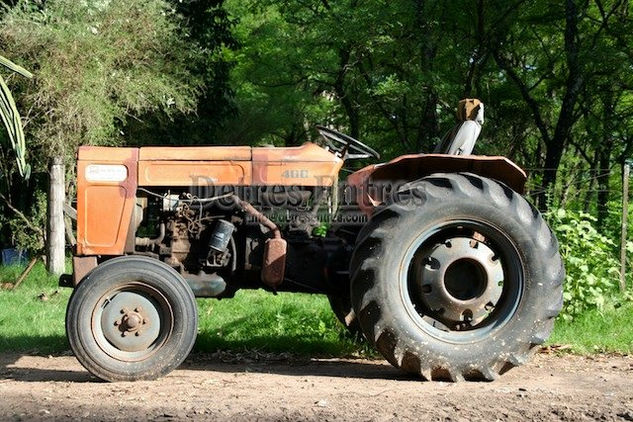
0, 352, 632, 421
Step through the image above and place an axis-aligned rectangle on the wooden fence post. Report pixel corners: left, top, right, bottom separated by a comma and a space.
47, 156, 65, 275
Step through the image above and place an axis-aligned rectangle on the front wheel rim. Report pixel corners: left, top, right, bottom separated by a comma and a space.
91, 282, 174, 362
400, 219, 525, 344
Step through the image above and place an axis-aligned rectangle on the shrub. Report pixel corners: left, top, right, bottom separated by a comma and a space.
0, 0, 204, 252
547, 208, 620, 320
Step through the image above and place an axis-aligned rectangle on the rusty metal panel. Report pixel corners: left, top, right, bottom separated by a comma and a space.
252, 143, 343, 186
348, 154, 528, 215
261, 238, 287, 289
76, 149, 138, 256
78, 146, 139, 161
138, 161, 252, 186
139, 146, 252, 161
72, 256, 98, 285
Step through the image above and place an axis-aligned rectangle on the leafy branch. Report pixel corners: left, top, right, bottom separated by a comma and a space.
0, 54, 32, 179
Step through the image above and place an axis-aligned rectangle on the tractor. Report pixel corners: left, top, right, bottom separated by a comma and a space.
62, 99, 564, 382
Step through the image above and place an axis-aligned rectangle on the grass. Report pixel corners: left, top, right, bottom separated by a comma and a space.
0, 262, 362, 356
196, 290, 365, 356
0, 262, 70, 354
549, 301, 633, 354
0, 261, 632, 356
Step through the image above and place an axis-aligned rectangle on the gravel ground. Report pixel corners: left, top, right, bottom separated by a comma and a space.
1, 352, 632, 421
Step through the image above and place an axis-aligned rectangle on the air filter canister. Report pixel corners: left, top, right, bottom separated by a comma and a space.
208, 219, 235, 252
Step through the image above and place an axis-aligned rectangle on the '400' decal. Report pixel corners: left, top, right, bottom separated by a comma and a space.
281, 170, 309, 178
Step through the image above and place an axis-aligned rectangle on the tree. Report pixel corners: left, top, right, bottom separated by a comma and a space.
481, 0, 633, 208
0, 0, 204, 256
223, 0, 550, 159
224, 0, 633, 215
126, 0, 239, 145
0, 0, 202, 161
0, 54, 38, 248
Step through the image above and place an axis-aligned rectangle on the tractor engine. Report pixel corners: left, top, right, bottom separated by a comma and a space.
132, 186, 349, 298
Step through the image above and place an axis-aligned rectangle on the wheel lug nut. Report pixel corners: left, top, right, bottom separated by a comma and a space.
120, 308, 127, 314
135, 332, 140, 337
142, 319, 147, 325
114, 320, 119, 326
121, 331, 127, 337
135, 307, 142, 313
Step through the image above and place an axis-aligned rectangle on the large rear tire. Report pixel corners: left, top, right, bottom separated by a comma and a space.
66, 256, 198, 382
350, 173, 564, 381
327, 292, 362, 338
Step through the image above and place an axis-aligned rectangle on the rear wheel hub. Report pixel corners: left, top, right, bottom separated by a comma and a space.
412, 236, 504, 329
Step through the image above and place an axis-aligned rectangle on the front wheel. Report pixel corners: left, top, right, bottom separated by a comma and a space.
66, 256, 198, 381
350, 173, 564, 381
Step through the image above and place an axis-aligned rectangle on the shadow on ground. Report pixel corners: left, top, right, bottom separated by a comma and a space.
0, 333, 406, 383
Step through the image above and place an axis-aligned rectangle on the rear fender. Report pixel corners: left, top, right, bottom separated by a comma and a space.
347, 154, 527, 215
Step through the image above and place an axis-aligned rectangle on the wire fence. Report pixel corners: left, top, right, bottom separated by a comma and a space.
523, 164, 632, 291
522, 167, 625, 216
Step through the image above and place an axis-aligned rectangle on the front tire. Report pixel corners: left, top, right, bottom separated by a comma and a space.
66, 256, 198, 382
350, 173, 564, 381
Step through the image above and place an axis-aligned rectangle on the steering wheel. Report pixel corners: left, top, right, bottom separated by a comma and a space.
316, 125, 380, 160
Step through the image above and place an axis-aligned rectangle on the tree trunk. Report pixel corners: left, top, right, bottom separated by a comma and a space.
583, 150, 599, 213
47, 156, 65, 275
538, 140, 565, 210
596, 141, 613, 227
416, 91, 440, 152
335, 48, 359, 139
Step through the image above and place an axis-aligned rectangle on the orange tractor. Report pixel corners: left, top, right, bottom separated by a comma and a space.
63, 99, 564, 382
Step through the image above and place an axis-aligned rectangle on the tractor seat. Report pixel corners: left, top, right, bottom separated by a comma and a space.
433, 99, 484, 155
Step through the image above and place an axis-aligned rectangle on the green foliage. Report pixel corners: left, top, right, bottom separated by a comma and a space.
1, 265, 632, 356
0, 261, 71, 354
196, 290, 363, 356
312, 222, 328, 238
0, 54, 31, 178
4, 190, 46, 253
550, 300, 633, 354
126, 0, 238, 145
0, 264, 362, 356
223, 1, 632, 167
0, 0, 220, 251
0, 55, 32, 78
547, 208, 620, 320
0, 0, 203, 162
222, 0, 633, 220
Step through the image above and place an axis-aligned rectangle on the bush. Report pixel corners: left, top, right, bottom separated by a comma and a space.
0, 0, 204, 252
5, 190, 46, 253
547, 208, 620, 320
0, 0, 202, 160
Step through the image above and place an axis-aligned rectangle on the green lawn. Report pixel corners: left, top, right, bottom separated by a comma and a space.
0, 263, 70, 354
0, 262, 631, 356
0, 262, 362, 356
549, 300, 633, 354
